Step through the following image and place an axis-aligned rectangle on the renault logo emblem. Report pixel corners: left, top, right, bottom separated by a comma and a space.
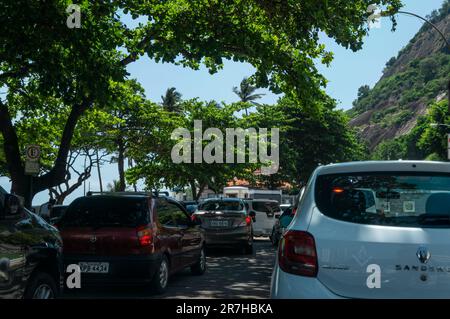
416, 246, 430, 264
90, 235, 97, 243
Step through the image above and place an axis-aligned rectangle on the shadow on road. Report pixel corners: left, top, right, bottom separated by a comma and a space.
63, 239, 276, 299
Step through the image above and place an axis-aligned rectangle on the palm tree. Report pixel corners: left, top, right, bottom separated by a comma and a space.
161, 87, 183, 113
106, 180, 121, 192
232, 77, 265, 116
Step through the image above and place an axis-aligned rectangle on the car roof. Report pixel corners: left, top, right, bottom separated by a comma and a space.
78, 194, 149, 201
203, 197, 243, 202
316, 160, 450, 175
245, 199, 279, 203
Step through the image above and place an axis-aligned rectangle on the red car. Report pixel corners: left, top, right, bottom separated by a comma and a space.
58, 193, 205, 294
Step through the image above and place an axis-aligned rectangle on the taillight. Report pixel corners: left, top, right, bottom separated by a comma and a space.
278, 230, 317, 277
291, 208, 297, 216
191, 214, 198, 222
136, 225, 153, 247
245, 216, 252, 226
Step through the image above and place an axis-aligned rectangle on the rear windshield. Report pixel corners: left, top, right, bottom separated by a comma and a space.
199, 200, 244, 212
251, 201, 281, 213
61, 197, 149, 228
315, 172, 450, 228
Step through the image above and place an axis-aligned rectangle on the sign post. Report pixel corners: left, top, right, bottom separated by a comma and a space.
25, 145, 40, 176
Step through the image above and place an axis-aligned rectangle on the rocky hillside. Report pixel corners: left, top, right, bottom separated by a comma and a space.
348, 1, 450, 151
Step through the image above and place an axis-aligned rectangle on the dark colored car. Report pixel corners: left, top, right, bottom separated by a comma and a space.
270, 206, 294, 246
48, 205, 68, 225
0, 187, 63, 299
58, 192, 205, 294
181, 200, 198, 215
192, 198, 253, 254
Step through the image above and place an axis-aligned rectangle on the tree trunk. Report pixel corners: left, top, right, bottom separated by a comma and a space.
0, 99, 90, 208
11, 176, 32, 208
117, 139, 126, 192
96, 150, 103, 192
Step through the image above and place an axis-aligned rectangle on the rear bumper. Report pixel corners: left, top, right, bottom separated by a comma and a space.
270, 265, 343, 299
253, 228, 272, 237
63, 254, 161, 286
204, 227, 250, 246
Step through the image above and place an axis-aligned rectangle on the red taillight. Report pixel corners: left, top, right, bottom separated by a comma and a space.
245, 216, 252, 225
191, 214, 197, 222
291, 208, 297, 216
136, 225, 153, 247
278, 230, 317, 277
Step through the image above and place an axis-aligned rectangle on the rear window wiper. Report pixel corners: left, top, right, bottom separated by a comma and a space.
418, 214, 450, 225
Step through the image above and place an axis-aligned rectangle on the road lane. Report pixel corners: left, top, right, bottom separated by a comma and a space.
63, 238, 276, 299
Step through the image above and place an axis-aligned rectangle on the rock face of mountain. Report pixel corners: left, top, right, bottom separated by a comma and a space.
348, 2, 450, 151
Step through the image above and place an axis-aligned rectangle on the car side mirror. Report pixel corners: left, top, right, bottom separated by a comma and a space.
248, 211, 256, 222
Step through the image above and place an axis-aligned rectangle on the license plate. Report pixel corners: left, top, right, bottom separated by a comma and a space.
78, 262, 109, 274
210, 220, 229, 227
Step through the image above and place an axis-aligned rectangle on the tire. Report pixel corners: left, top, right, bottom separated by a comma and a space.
151, 255, 170, 294
271, 230, 279, 247
24, 272, 58, 299
243, 235, 254, 255
191, 247, 207, 275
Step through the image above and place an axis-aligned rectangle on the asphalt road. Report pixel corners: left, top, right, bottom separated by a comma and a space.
63, 238, 276, 299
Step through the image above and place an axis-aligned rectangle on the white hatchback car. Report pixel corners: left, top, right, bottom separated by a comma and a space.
271, 161, 450, 299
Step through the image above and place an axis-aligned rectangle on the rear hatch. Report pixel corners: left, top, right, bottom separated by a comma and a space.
251, 201, 280, 233
195, 200, 247, 230
310, 172, 450, 298
60, 196, 150, 256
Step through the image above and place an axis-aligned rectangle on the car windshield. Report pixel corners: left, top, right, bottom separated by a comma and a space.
61, 197, 149, 228
199, 200, 244, 212
315, 172, 450, 228
252, 201, 280, 213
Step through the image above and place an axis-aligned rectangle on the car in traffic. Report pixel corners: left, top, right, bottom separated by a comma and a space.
58, 192, 205, 294
271, 161, 450, 298
245, 199, 282, 237
192, 198, 254, 254
270, 206, 294, 246
181, 200, 199, 215
0, 187, 63, 299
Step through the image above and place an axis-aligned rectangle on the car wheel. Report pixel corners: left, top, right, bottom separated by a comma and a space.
243, 235, 254, 255
24, 272, 58, 299
191, 247, 207, 275
151, 255, 170, 294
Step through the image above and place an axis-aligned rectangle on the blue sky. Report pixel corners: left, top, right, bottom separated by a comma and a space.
0, 0, 445, 205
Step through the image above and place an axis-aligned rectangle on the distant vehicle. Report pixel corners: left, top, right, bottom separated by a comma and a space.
49, 205, 68, 225
58, 192, 205, 294
271, 161, 450, 299
245, 199, 282, 237
223, 186, 282, 203
193, 198, 253, 254
181, 201, 198, 215
270, 206, 294, 246
0, 187, 63, 299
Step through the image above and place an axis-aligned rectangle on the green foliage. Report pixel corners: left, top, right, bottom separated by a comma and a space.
0, 0, 403, 202
372, 99, 450, 161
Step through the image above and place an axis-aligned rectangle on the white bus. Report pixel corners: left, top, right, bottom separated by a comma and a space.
223, 186, 282, 203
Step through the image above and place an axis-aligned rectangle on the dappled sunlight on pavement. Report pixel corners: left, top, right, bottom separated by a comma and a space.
63, 238, 276, 299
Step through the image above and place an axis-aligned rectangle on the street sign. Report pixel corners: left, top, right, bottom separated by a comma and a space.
26, 145, 41, 162
25, 161, 40, 176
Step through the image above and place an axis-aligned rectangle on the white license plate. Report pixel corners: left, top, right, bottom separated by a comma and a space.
210, 220, 229, 227
79, 262, 109, 274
